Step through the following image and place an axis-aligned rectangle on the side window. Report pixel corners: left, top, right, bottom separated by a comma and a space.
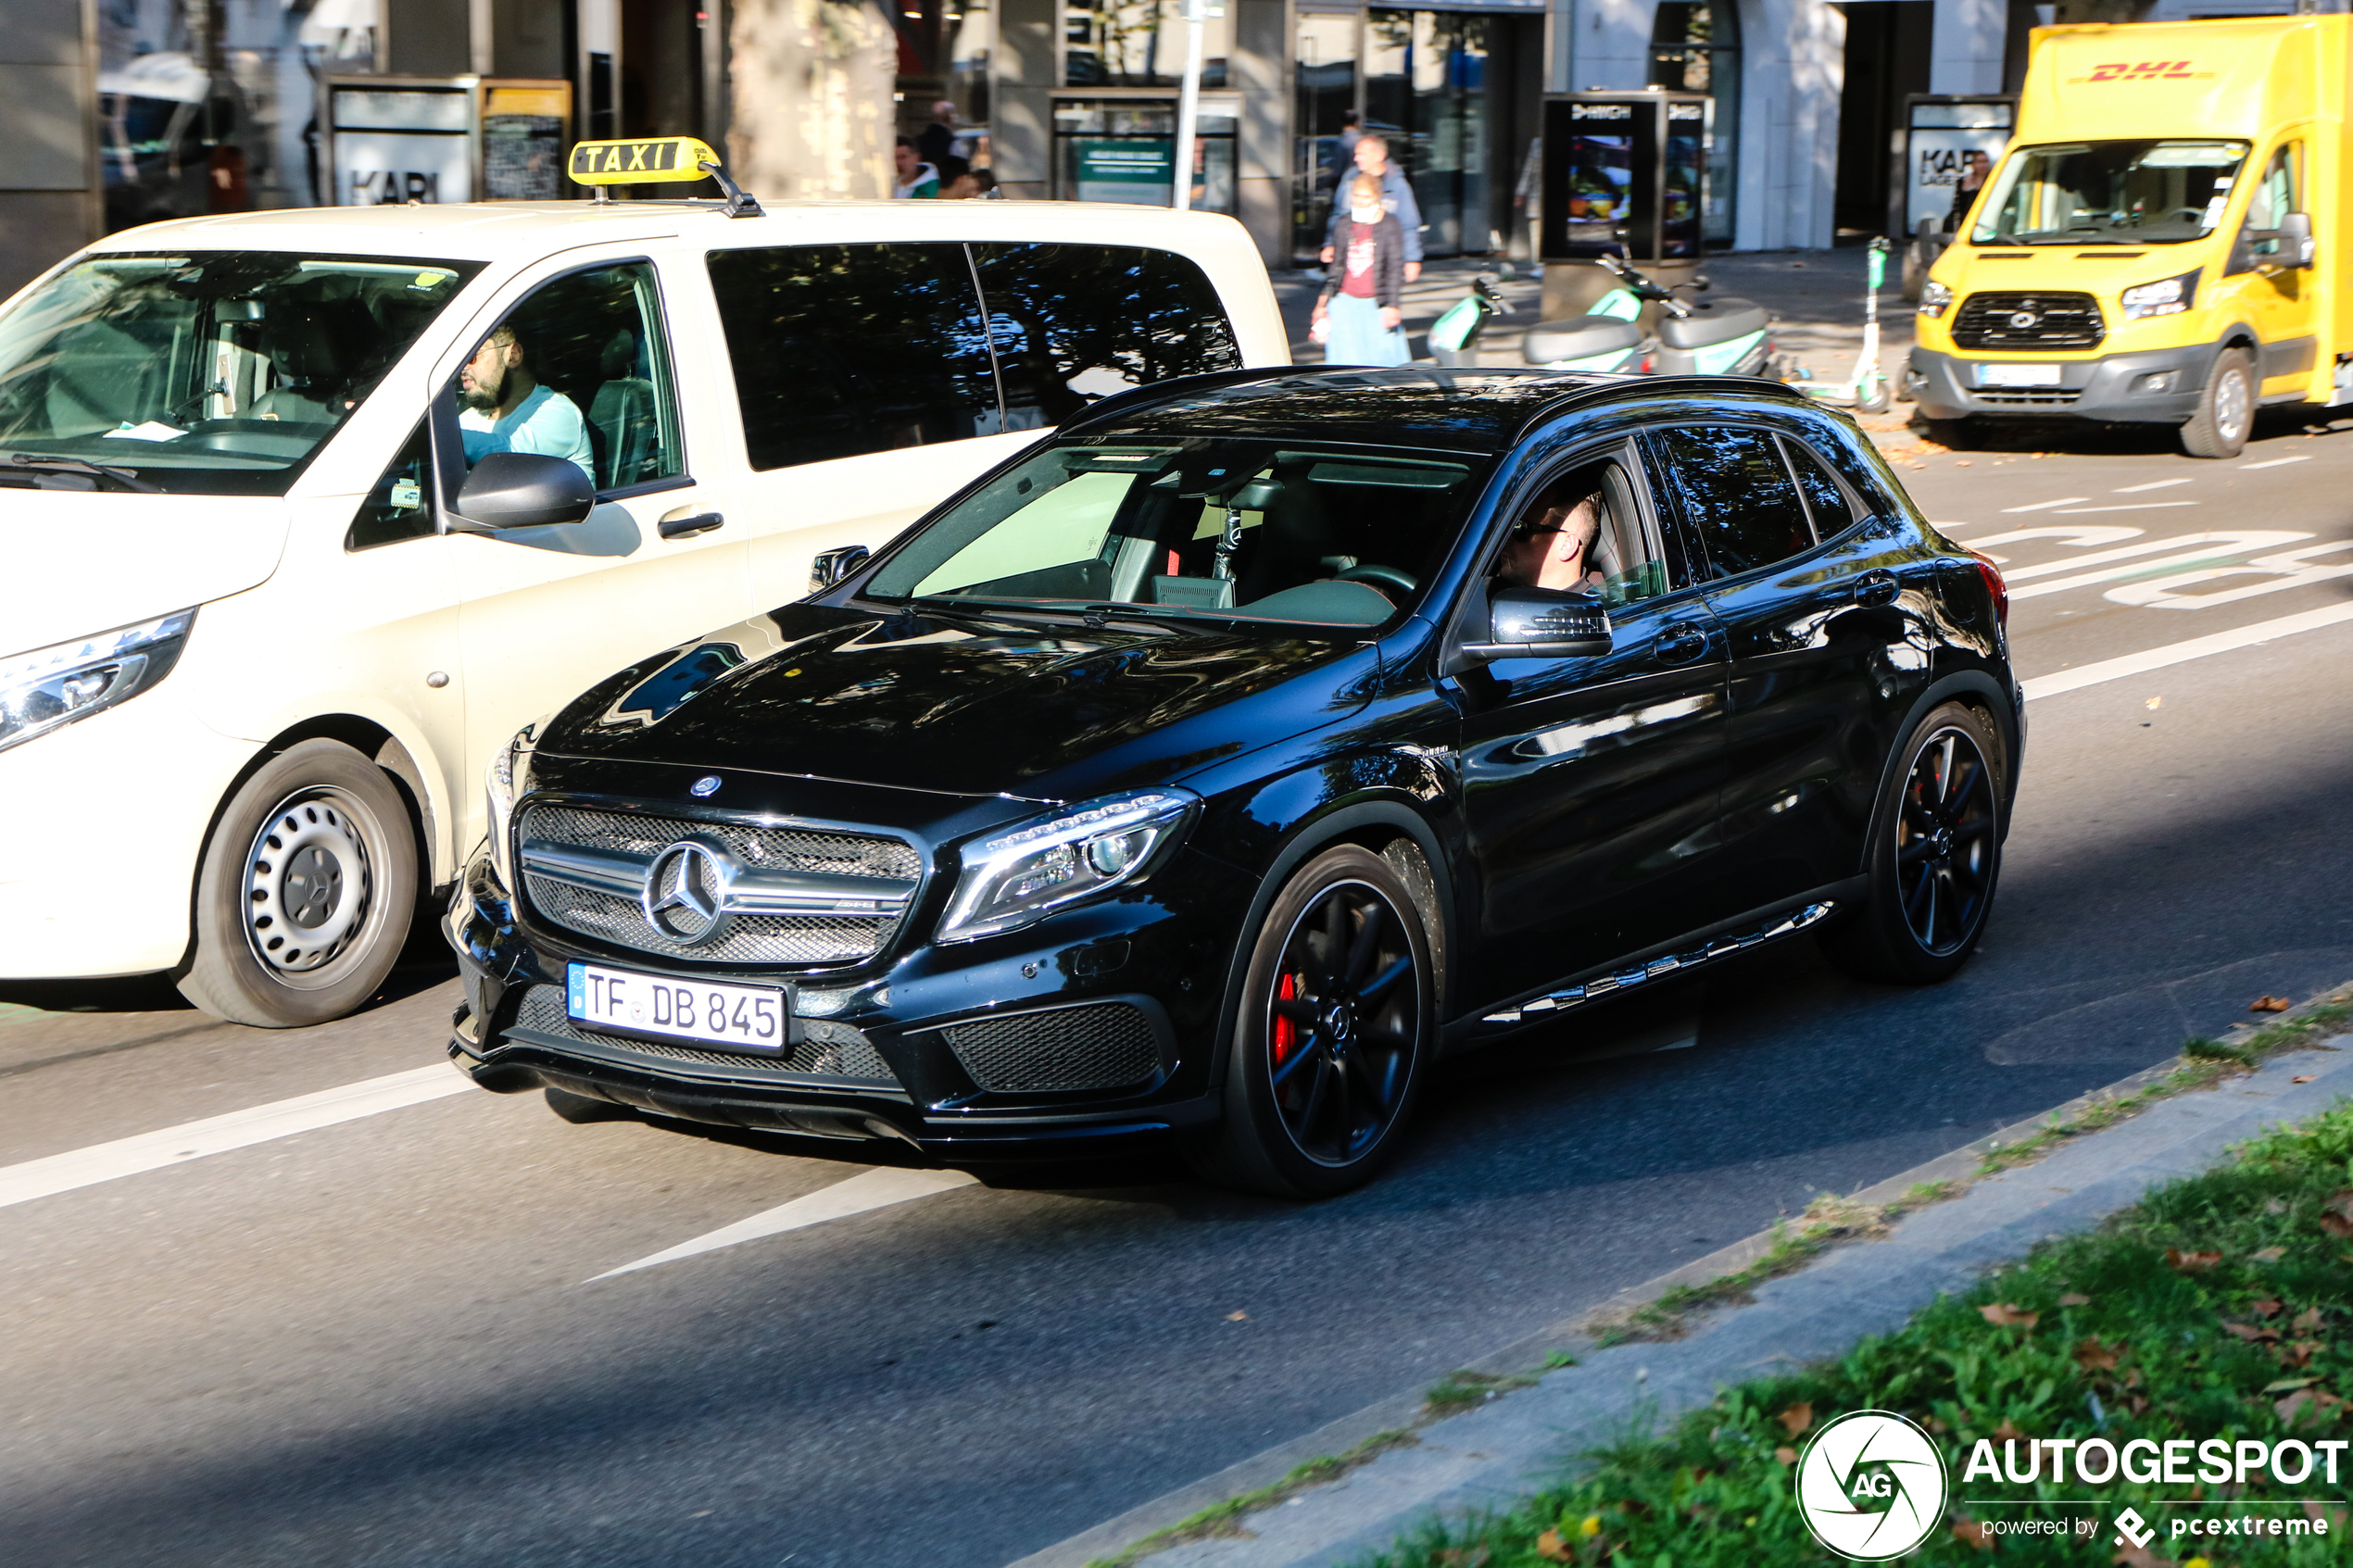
1487, 447, 1682, 610
2247, 143, 2299, 232
346, 419, 434, 550
972, 243, 1241, 428
1780, 437, 1855, 538
1646, 426, 1816, 580
459, 260, 682, 492
706, 243, 999, 470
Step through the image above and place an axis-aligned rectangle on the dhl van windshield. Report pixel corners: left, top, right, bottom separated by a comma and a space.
0, 252, 484, 495
1970, 141, 2250, 246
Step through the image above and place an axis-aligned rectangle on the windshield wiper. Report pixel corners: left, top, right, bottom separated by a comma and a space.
7, 454, 159, 493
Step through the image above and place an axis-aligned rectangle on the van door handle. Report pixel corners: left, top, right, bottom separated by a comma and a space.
1654, 622, 1710, 665
660, 510, 724, 540
1852, 570, 1899, 607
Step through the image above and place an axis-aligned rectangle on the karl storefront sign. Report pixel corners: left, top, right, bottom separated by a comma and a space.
327, 76, 574, 207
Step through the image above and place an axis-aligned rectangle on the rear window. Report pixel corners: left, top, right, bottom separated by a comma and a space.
706, 240, 1239, 471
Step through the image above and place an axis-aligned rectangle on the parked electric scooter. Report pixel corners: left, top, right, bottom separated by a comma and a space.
1428, 273, 1507, 367
1522, 236, 1774, 378
1786, 235, 1893, 415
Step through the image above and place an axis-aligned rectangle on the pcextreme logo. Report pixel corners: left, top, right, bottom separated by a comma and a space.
1795, 1411, 1949, 1561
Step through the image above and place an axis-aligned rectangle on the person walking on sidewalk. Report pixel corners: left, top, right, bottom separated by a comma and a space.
1312, 173, 1410, 367
1321, 133, 1423, 283
892, 138, 940, 199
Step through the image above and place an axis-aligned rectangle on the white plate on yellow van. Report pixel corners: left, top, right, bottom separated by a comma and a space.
1976, 364, 2062, 388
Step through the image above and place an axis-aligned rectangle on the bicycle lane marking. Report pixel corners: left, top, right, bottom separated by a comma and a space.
2021, 600, 2353, 699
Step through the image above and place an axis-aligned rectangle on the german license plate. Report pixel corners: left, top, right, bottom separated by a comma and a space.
566, 962, 789, 1052
1977, 362, 2062, 387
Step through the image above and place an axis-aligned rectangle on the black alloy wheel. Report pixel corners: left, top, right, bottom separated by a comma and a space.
1822, 701, 2004, 985
1190, 844, 1433, 1198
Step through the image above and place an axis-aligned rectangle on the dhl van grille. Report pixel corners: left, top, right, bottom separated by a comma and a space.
1952, 292, 2105, 351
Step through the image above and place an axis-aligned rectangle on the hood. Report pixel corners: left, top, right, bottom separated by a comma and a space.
0, 494, 287, 657
1936, 243, 2218, 298
535, 602, 1381, 801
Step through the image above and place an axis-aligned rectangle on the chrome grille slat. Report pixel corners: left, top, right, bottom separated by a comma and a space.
518, 803, 919, 966
1951, 291, 2105, 351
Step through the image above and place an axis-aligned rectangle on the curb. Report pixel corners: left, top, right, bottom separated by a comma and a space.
1008, 1015, 2353, 1568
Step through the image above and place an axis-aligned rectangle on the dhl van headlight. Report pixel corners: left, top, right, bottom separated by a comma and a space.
0, 608, 195, 754
1917, 280, 1952, 319
2120, 269, 2199, 320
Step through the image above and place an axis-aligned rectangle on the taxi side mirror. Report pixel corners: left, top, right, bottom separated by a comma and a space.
2280, 211, 2316, 269
1461, 585, 1613, 661
451, 452, 595, 532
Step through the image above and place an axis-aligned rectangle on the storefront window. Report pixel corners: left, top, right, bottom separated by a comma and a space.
1053, 100, 1236, 214
1365, 9, 1490, 257
1294, 9, 1359, 261
1649, 0, 1739, 247
1063, 0, 1229, 88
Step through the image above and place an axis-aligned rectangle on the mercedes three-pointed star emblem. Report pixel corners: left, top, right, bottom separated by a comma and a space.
642, 838, 730, 944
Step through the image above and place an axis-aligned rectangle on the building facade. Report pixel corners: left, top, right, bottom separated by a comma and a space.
1, 0, 2340, 296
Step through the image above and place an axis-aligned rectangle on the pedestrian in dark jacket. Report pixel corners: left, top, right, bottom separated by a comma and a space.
1313, 173, 1410, 366
1321, 132, 1424, 280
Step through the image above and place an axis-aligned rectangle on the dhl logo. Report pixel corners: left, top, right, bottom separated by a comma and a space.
2085, 60, 2196, 82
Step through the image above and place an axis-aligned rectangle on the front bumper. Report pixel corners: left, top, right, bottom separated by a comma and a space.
1906, 342, 2216, 424
444, 843, 1248, 1156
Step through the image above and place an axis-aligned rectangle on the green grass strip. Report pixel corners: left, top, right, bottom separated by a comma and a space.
1085, 1429, 1421, 1568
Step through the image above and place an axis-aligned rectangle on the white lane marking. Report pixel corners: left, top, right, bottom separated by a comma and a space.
588, 1166, 980, 1280
2009, 532, 2310, 598
2022, 600, 2353, 700
2052, 501, 2198, 514
2000, 497, 2089, 513
0, 1065, 469, 1210
2239, 455, 2311, 470
2113, 478, 2191, 493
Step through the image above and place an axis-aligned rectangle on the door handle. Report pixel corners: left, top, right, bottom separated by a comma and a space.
659, 510, 724, 540
1851, 570, 1899, 607
1654, 622, 1710, 665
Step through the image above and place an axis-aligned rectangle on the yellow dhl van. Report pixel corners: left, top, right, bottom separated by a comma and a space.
1909, 17, 2352, 457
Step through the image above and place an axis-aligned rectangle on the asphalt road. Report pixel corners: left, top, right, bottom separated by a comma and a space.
6, 414, 2353, 1568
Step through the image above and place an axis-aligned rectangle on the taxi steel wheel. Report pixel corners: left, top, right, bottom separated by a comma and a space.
1190, 845, 1432, 1198
178, 739, 418, 1028
2181, 347, 2254, 458
1821, 703, 2002, 985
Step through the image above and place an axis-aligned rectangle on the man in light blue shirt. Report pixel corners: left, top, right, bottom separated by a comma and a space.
457, 324, 596, 483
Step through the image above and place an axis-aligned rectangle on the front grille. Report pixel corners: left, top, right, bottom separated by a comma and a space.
519, 803, 919, 966
1951, 291, 2105, 350
939, 1002, 1160, 1093
509, 984, 900, 1085
1971, 390, 2082, 407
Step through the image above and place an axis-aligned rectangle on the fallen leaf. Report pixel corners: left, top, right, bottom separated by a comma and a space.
2294, 1075, 2319, 1084
1775, 1446, 1797, 1465
2111, 1539, 2164, 1566
2267, 1199, 2290, 1215
1778, 1401, 1814, 1436
2321, 1213, 2353, 1240
2166, 1248, 2223, 1272
2282, 1339, 2322, 1368
2060, 1292, 2094, 1307
2251, 1247, 2287, 1263
1579, 1515, 1602, 1539
2076, 1336, 2121, 1373
2252, 996, 2292, 1012
2294, 1306, 2323, 1332
2326, 1190, 2353, 1222
1225, 1311, 1248, 1322
2265, 1376, 2319, 1394
2279, 1387, 2322, 1424
2254, 1298, 2284, 1318
1953, 1515, 1994, 1549
1991, 1418, 2024, 1443
2145, 696, 2163, 710
1955, 459, 1973, 468
1981, 1303, 2040, 1329
1533, 1527, 1573, 1562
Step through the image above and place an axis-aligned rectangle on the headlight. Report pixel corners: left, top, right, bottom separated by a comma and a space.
0, 608, 196, 755
937, 788, 1199, 943
1917, 280, 1952, 320
484, 721, 542, 890
2120, 269, 2199, 320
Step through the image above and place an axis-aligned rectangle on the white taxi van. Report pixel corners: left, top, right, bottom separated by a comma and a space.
0, 139, 1285, 1026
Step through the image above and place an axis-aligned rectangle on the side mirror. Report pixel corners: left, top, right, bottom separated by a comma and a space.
2281, 210, 2317, 269
809, 544, 871, 593
451, 452, 594, 532
1462, 585, 1613, 661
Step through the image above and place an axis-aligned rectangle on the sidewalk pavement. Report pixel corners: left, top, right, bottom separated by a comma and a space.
1011, 1016, 2353, 1568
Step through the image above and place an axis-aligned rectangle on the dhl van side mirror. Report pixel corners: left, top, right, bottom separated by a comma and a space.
2279, 212, 2317, 270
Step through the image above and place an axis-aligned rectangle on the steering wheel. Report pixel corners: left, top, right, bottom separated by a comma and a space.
1337, 563, 1417, 598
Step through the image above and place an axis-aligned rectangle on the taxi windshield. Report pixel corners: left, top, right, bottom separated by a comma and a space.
1970, 140, 2250, 246
0, 252, 484, 495
864, 439, 1491, 630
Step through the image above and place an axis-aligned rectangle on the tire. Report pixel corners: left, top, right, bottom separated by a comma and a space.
177, 738, 419, 1027
1188, 845, 1434, 1198
545, 1085, 634, 1124
2180, 346, 2255, 458
1819, 703, 2005, 985
1856, 376, 1894, 416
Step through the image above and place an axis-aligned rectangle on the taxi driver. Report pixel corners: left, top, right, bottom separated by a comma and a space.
458, 323, 596, 483
1497, 481, 1607, 594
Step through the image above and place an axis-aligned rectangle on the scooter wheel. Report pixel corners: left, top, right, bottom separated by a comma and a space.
1856, 378, 1893, 416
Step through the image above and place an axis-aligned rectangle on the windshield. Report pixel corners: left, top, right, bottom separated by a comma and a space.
864, 438, 1494, 630
1970, 140, 2249, 246
0, 251, 484, 495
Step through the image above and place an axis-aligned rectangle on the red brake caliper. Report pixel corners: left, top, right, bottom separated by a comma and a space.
1273, 972, 1297, 1063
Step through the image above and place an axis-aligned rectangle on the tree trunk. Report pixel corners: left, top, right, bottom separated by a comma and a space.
728, 0, 898, 202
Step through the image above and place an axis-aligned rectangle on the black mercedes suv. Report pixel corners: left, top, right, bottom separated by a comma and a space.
447, 369, 2021, 1197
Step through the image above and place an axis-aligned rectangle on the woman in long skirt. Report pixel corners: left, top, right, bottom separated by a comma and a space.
1313, 173, 1411, 367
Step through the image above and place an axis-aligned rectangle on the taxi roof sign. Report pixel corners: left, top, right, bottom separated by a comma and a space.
568, 136, 721, 186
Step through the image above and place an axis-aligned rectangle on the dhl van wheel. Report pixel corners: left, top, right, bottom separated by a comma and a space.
2181, 347, 2254, 459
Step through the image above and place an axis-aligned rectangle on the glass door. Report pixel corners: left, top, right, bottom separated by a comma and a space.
1294, 9, 1359, 262
1365, 9, 1491, 257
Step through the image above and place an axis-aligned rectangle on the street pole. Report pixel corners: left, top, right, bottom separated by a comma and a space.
1172, 0, 1205, 211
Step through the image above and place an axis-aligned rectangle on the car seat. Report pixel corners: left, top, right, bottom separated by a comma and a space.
588, 329, 658, 489
249, 298, 371, 423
